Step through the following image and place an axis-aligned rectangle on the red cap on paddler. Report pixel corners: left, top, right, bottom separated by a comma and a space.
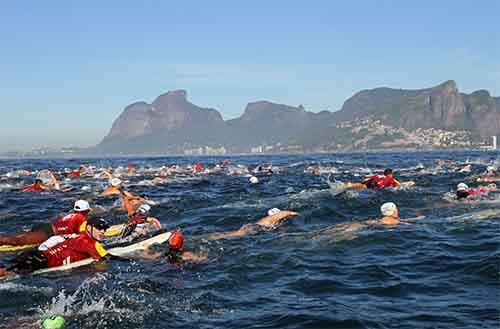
169, 231, 184, 251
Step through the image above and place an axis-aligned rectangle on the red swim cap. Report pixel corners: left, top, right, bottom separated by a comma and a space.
169, 231, 184, 251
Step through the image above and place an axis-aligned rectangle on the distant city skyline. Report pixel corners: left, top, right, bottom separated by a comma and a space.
1, 1, 499, 152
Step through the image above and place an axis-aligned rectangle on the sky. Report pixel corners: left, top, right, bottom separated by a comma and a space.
0, 0, 499, 152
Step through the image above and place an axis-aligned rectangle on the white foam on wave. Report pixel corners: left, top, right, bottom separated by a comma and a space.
0, 183, 17, 192
0, 282, 54, 294
37, 274, 133, 320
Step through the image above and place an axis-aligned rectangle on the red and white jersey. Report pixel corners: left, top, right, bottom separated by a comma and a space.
369, 175, 399, 188
52, 212, 87, 235
42, 232, 107, 267
22, 184, 44, 191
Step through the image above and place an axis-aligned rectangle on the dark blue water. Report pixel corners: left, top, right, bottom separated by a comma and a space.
0, 151, 498, 328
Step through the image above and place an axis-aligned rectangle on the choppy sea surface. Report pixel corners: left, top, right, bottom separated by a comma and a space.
0, 151, 498, 329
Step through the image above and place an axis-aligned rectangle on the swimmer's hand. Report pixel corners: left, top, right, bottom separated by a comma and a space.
401, 215, 426, 223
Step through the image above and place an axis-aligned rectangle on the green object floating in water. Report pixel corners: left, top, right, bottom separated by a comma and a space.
42, 315, 66, 329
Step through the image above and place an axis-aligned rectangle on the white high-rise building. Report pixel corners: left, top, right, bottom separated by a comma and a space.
492, 136, 497, 150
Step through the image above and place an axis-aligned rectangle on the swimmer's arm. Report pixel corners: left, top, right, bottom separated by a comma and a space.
207, 230, 244, 240
393, 179, 401, 186
101, 170, 114, 179
146, 217, 162, 229
103, 254, 132, 262
142, 247, 163, 260
255, 210, 298, 227
100, 187, 121, 197
0, 268, 15, 278
122, 190, 147, 203
122, 195, 136, 216
181, 250, 208, 263
361, 176, 372, 183
100, 189, 114, 197
402, 215, 426, 222
40, 184, 51, 191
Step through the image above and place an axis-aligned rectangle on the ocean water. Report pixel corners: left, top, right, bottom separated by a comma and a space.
0, 151, 498, 329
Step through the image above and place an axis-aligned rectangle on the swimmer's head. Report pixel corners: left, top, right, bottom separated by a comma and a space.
137, 203, 151, 215
87, 217, 109, 231
110, 177, 122, 187
380, 202, 398, 217
249, 176, 259, 184
168, 231, 184, 251
86, 218, 109, 241
42, 315, 66, 329
267, 208, 281, 216
73, 199, 91, 212
457, 183, 469, 191
487, 165, 497, 173
383, 168, 393, 176
488, 183, 497, 191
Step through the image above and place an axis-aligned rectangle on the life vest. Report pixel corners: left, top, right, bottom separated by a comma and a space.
52, 212, 87, 235
38, 234, 78, 251
42, 233, 107, 267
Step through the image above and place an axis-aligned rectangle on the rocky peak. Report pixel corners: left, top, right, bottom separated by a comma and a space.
241, 101, 305, 121
152, 89, 189, 112
469, 89, 491, 99
434, 80, 458, 94
99, 89, 224, 148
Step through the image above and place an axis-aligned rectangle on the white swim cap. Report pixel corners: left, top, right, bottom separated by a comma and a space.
137, 204, 151, 214
380, 202, 397, 216
457, 183, 469, 191
249, 176, 259, 184
487, 165, 496, 172
110, 178, 122, 187
74, 200, 91, 211
267, 208, 281, 216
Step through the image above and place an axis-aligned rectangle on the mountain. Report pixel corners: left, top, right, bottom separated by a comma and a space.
96, 81, 498, 154
223, 101, 335, 149
99, 90, 224, 152
332, 80, 499, 138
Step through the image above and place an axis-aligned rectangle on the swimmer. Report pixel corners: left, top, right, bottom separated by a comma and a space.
145, 176, 168, 186
0, 200, 92, 246
192, 162, 203, 174
22, 178, 49, 191
143, 208, 298, 264
343, 168, 402, 189
101, 178, 149, 210
377, 202, 400, 225
122, 193, 153, 216
453, 164, 472, 173
100, 177, 124, 197
456, 182, 497, 200
127, 164, 135, 176
208, 208, 298, 240
65, 166, 84, 178
476, 166, 500, 182
143, 231, 207, 263
121, 204, 162, 238
322, 202, 412, 237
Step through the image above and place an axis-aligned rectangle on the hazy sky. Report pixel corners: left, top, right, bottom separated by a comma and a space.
1, 1, 498, 151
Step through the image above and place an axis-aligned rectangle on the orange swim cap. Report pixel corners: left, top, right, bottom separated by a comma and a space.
169, 231, 184, 251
